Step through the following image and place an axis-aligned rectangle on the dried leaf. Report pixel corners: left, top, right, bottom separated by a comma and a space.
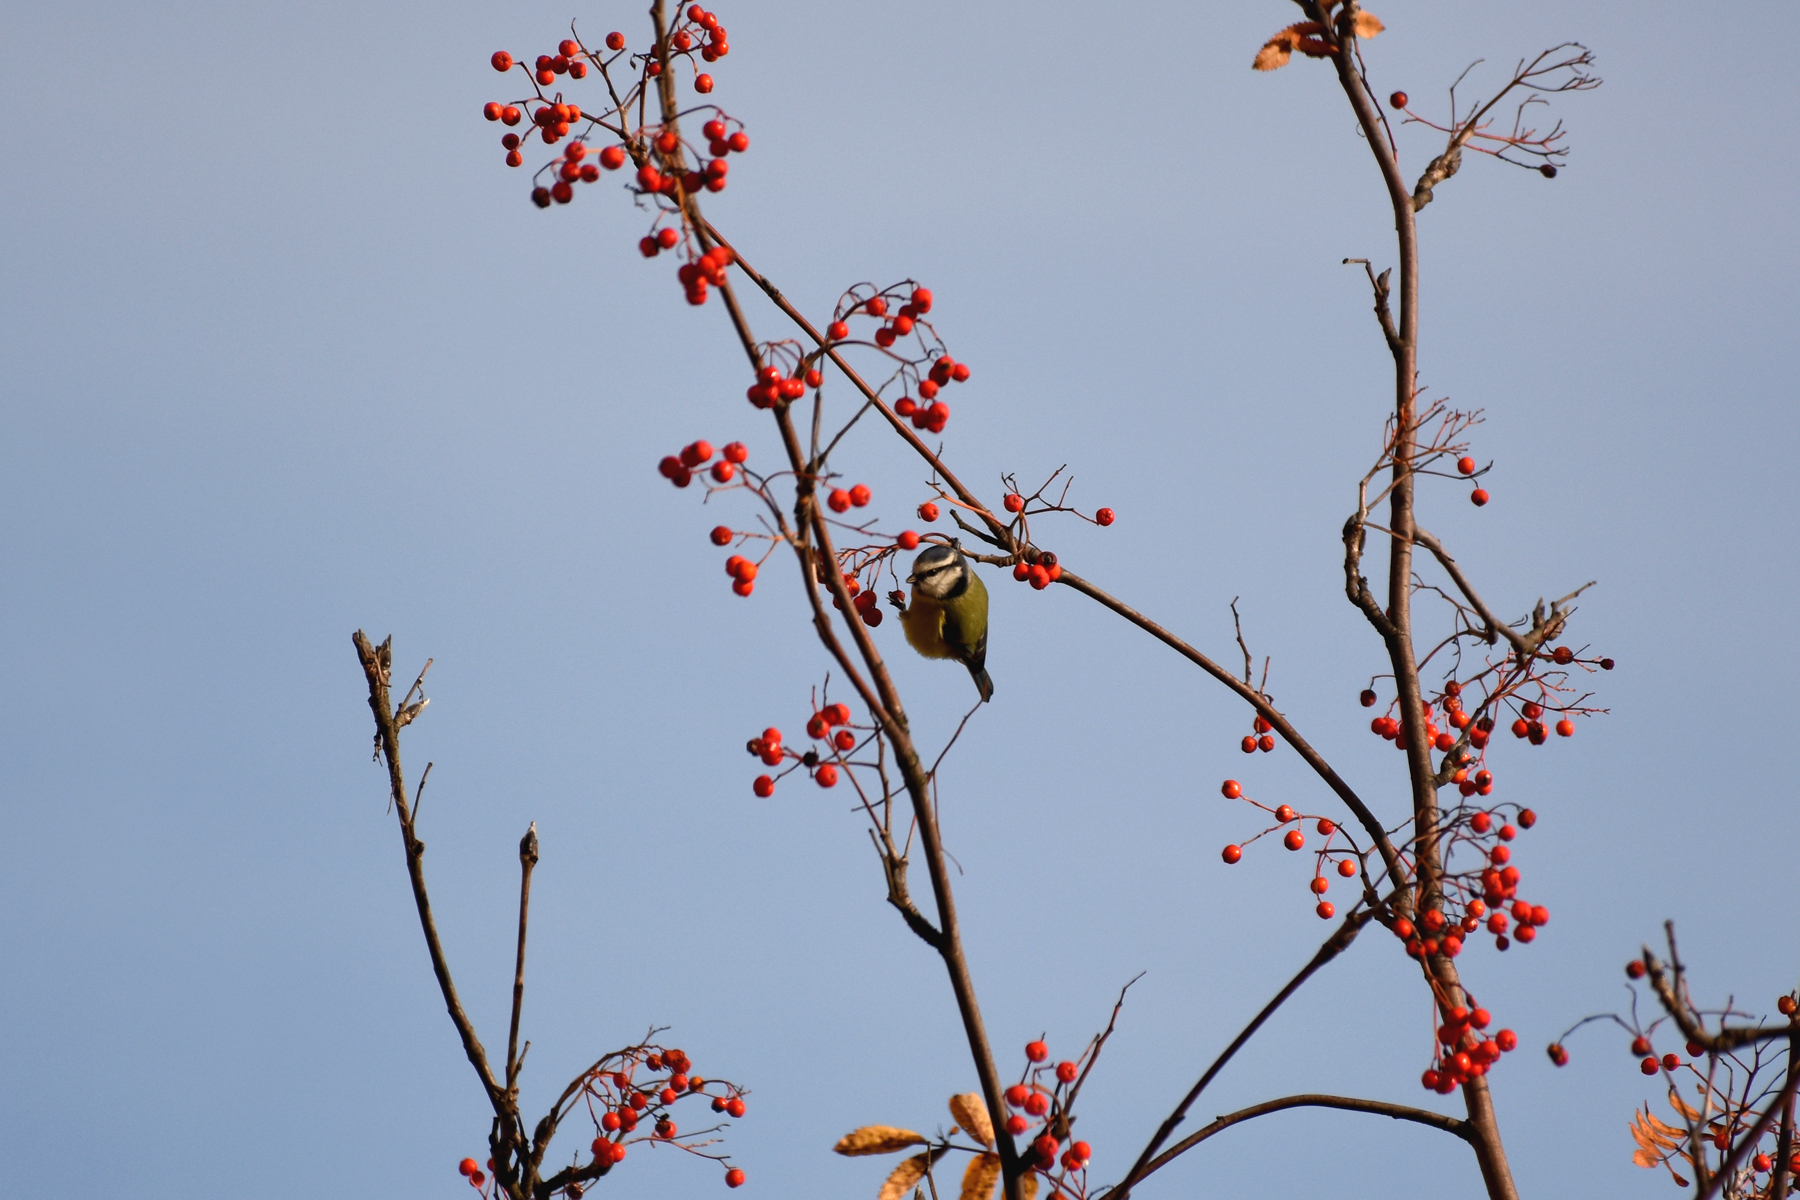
949, 1094, 994, 1149
1629, 1108, 1682, 1153
959, 1153, 1001, 1200
1252, 41, 1292, 71
1669, 1168, 1690, 1188
879, 1150, 947, 1200
1252, 22, 1322, 71
836, 1126, 928, 1157
1021, 1170, 1039, 1200
1632, 1148, 1661, 1168
1667, 1087, 1704, 1123
1296, 37, 1336, 58
1351, 12, 1384, 38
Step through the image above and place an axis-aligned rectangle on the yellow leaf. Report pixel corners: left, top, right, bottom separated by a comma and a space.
879, 1150, 947, 1200
949, 1094, 994, 1150
836, 1126, 928, 1157
1352, 12, 1384, 38
960, 1153, 1002, 1200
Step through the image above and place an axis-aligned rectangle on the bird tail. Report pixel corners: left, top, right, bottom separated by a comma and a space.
968, 665, 994, 703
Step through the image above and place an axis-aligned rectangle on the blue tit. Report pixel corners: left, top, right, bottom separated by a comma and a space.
900, 539, 993, 702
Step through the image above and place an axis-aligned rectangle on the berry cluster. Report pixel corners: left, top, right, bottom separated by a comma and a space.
746, 701, 866, 796
457, 1044, 746, 1194
744, 360, 820, 409
1239, 712, 1277, 755
485, 10, 752, 303
659, 438, 749, 489
1216, 779, 1359, 919
1416, 1000, 1522, 1095
822, 286, 966, 433
1391, 806, 1546, 956
1004, 1039, 1096, 1199
1454, 454, 1492, 505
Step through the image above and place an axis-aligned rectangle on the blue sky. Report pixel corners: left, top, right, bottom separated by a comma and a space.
2, 2, 1794, 1198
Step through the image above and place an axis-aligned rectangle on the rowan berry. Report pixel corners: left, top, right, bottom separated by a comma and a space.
1024, 1092, 1049, 1116
1056, 1061, 1078, 1082
1219, 780, 1243, 800
1221, 844, 1242, 864
459, 1157, 479, 1176
1025, 1040, 1049, 1062
1316, 818, 1335, 835
492, 50, 515, 71
1638, 1055, 1659, 1075
1336, 858, 1357, 878
1003, 493, 1024, 513
1547, 1042, 1568, 1066
1539, 164, 1557, 178
731, 578, 753, 596
661, 1087, 680, 1105
1630, 1035, 1652, 1056
918, 502, 939, 522
1092, 507, 1116, 527
1555, 718, 1574, 737
1470, 488, 1489, 506
1393, 918, 1415, 940
1274, 804, 1296, 822
1754, 1154, 1773, 1172
833, 729, 855, 751
1311, 876, 1329, 894
695, 74, 714, 93
827, 489, 852, 513
1389, 90, 1408, 108
1005, 1114, 1029, 1135
1283, 829, 1304, 851
849, 484, 872, 507
1779, 996, 1798, 1016
1497, 824, 1516, 842
1258, 734, 1275, 752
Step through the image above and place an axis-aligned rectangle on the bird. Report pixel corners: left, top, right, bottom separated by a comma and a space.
899, 539, 993, 702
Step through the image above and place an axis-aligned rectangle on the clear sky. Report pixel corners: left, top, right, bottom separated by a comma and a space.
2, 2, 1794, 1198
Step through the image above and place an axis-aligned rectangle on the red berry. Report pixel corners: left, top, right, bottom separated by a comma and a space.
1337, 858, 1357, 877
897, 531, 920, 550
1221, 844, 1242, 864
731, 578, 753, 596
1555, 718, 1574, 737
1547, 1043, 1568, 1066
1221, 779, 1242, 799
725, 1169, 745, 1188
1004, 1084, 1028, 1107
849, 484, 872, 507
1025, 1040, 1048, 1062
1470, 488, 1489, 506
1316, 901, 1335, 919
695, 74, 714, 93
1778, 996, 1798, 1016
728, 131, 749, 152
1316, 818, 1335, 835
1359, 688, 1377, 706
1310, 876, 1329, 894
752, 774, 775, 798
492, 51, 515, 71
1055, 1061, 1078, 1082
827, 489, 852, 513
459, 1158, 479, 1176
711, 462, 735, 483
710, 525, 733, 546
604, 32, 626, 50
1023, 1093, 1049, 1116
1392, 918, 1415, 940
1389, 90, 1408, 108
1283, 829, 1304, 851
1456, 456, 1476, 475
1003, 493, 1025, 513
1630, 1035, 1652, 1056
1640, 1056, 1659, 1075
1005, 1114, 1028, 1135
1274, 804, 1296, 822
1240, 735, 1257, 754
918, 502, 939, 522
1257, 734, 1275, 752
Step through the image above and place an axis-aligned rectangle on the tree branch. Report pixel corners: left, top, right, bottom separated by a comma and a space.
1106, 910, 1375, 1200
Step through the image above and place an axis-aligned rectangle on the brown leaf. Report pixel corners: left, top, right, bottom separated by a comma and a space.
1252, 41, 1292, 71
959, 1154, 1001, 1200
1020, 1170, 1039, 1200
1669, 1167, 1690, 1188
1631, 1148, 1661, 1168
1629, 1108, 1681, 1153
1253, 22, 1324, 71
1667, 1087, 1704, 1123
836, 1126, 928, 1157
949, 1094, 994, 1150
1352, 12, 1385, 38
879, 1150, 947, 1200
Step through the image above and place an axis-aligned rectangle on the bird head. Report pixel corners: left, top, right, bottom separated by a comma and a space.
907, 541, 968, 600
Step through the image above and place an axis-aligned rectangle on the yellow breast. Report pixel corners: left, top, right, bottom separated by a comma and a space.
901, 592, 954, 658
